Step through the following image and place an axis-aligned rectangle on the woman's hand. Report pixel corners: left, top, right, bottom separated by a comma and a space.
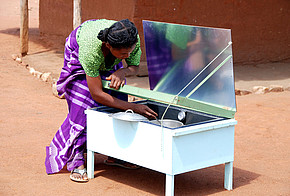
131, 104, 158, 120
105, 66, 139, 90
105, 68, 126, 90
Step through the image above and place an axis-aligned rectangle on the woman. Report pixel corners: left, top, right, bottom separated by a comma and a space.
45, 19, 157, 182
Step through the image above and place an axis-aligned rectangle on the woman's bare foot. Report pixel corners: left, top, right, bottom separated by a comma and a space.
70, 165, 88, 182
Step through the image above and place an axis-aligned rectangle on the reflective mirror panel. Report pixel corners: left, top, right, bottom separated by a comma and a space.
143, 20, 236, 110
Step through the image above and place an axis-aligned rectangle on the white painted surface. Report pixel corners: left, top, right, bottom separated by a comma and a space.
86, 109, 237, 195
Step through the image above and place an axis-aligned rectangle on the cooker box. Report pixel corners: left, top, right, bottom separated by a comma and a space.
86, 20, 237, 196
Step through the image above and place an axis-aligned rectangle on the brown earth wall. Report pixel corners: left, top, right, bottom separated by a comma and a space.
39, 0, 290, 65
39, 0, 73, 37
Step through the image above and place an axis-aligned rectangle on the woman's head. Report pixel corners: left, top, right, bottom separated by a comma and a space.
97, 19, 138, 49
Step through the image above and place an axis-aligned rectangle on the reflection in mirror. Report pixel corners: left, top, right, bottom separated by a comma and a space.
143, 21, 236, 110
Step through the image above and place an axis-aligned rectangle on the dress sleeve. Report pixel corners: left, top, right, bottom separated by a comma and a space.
125, 36, 142, 66
77, 25, 104, 77
78, 40, 103, 77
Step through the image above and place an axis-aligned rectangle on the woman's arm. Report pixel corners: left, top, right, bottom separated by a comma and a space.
86, 74, 157, 119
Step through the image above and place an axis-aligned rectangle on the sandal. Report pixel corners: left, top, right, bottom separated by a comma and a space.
70, 168, 89, 182
104, 159, 140, 170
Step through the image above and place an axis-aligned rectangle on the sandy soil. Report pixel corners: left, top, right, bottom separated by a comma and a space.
0, 0, 289, 195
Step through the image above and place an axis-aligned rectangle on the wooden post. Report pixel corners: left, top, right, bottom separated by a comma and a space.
20, 0, 29, 56
73, 0, 82, 29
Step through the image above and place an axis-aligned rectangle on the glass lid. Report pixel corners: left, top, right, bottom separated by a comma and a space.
143, 20, 236, 113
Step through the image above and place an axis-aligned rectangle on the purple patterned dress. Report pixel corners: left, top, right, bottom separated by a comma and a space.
45, 25, 127, 174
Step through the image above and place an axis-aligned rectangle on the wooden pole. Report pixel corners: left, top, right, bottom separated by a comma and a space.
73, 0, 82, 29
20, 0, 29, 56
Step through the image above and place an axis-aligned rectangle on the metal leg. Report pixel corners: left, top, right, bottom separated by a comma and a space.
165, 174, 174, 196
87, 149, 94, 179
224, 161, 233, 190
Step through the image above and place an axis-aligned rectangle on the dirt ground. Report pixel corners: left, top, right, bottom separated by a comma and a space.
0, 0, 290, 195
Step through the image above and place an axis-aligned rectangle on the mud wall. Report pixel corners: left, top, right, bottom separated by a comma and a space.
39, 0, 73, 37
39, 0, 290, 64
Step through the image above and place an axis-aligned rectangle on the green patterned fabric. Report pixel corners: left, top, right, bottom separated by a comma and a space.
76, 19, 141, 77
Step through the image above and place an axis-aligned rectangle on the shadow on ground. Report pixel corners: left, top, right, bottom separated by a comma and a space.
0, 27, 65, 52
83, 154, 260, 196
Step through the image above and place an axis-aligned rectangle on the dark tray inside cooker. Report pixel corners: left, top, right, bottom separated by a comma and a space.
93, 100, 227, 127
